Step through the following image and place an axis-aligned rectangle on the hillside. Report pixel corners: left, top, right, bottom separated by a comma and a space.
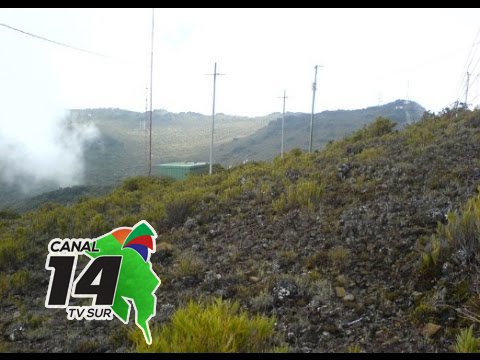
73, 108, 275, 186
0, 109, 272, 211
78, 100, 425, 177
2, 185, 113, 213
0, 100, 424, 211
216, 100, 425, 165
1, 106, 480, 352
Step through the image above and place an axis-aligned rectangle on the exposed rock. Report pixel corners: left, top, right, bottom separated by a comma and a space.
335, 287, 346, 298
183, 217, 198, 231
157, 303, 175, 322
335, 275, 348, 286
8, 326, 24, 342
273, 279, 298, 302
422, 323, 442, 338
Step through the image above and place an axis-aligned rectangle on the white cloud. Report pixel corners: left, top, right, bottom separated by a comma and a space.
1, 7, 479, 117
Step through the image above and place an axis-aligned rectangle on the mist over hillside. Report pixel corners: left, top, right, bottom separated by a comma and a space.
0, 100, 425, 210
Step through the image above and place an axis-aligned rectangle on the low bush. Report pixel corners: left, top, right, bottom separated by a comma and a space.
130, 298, 284, 352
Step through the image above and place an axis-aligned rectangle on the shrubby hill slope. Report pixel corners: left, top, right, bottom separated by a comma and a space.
1, 107, 480, 352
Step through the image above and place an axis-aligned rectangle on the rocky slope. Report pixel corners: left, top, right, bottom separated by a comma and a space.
1, 107, 479, 352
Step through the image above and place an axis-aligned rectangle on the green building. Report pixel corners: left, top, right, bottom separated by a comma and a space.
154, 162, 209, 180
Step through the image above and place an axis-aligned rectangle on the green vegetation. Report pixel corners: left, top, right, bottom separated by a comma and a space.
0, 100, 424, 212
129, 298, 284, 352
217, 101, 424, 166
420, 189, 480, 274
455, 326, 478, 353
0, 233, 26, 270
174, 250, 206, 278
2, 106, 480, 352
346, 344, 362, 353
273, 179, 324, 213
327, 246, 350, 268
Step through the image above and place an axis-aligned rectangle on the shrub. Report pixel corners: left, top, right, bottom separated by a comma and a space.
346, 344, 362, 353
0, 235, 26, 270
0, 273, 8, 297
164, 198, 193, 227
420, 190, 480, 272
273, 179, 324, 213
328, 246, 350, 267
10, 269, 30, 292
25, 313, 45, 329
290, 148, 303, 157
173, 250, 205, 278
251, 290, 274, 313
122, 178, 141, 192
130, 298, 283, 352
75, 339, 101, 353
349, 117, 396, 143
356, 146, 385, 163
0, 210, 20, 220
455, 326, 478, 353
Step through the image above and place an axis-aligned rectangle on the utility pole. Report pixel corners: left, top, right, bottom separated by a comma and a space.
147, 8, 155, 177
277, 90, 288, 158
144, 85, 149, 174
206, 62, 225, 175
309, 65, 323, 153
405, 80, 412, 123
465, 72, 471, 108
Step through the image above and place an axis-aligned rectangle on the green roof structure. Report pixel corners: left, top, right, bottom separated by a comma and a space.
153, 162, 209, 180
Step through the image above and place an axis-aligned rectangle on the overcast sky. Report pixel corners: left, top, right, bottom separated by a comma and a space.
1, 8, 480, 117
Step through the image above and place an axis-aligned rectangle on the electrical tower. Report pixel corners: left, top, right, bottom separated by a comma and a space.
277, 90, 288, 158
308, 65, 323, 153
206, 62, 225, 175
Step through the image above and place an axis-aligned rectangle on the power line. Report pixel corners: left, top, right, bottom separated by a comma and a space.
0, 22, 108, 58
454, 26, 480, 106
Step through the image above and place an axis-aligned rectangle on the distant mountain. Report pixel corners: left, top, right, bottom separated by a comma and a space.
0, 101, 424, 211
70, 108, 275, 186
215, 100, 425, 166
0, 109, 272, 210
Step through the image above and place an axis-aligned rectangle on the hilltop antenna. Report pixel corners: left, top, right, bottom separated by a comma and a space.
277, 90, 288, 158
205, 62, 225, 175
147, 8, 155, 177
309, 65, 323, 153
